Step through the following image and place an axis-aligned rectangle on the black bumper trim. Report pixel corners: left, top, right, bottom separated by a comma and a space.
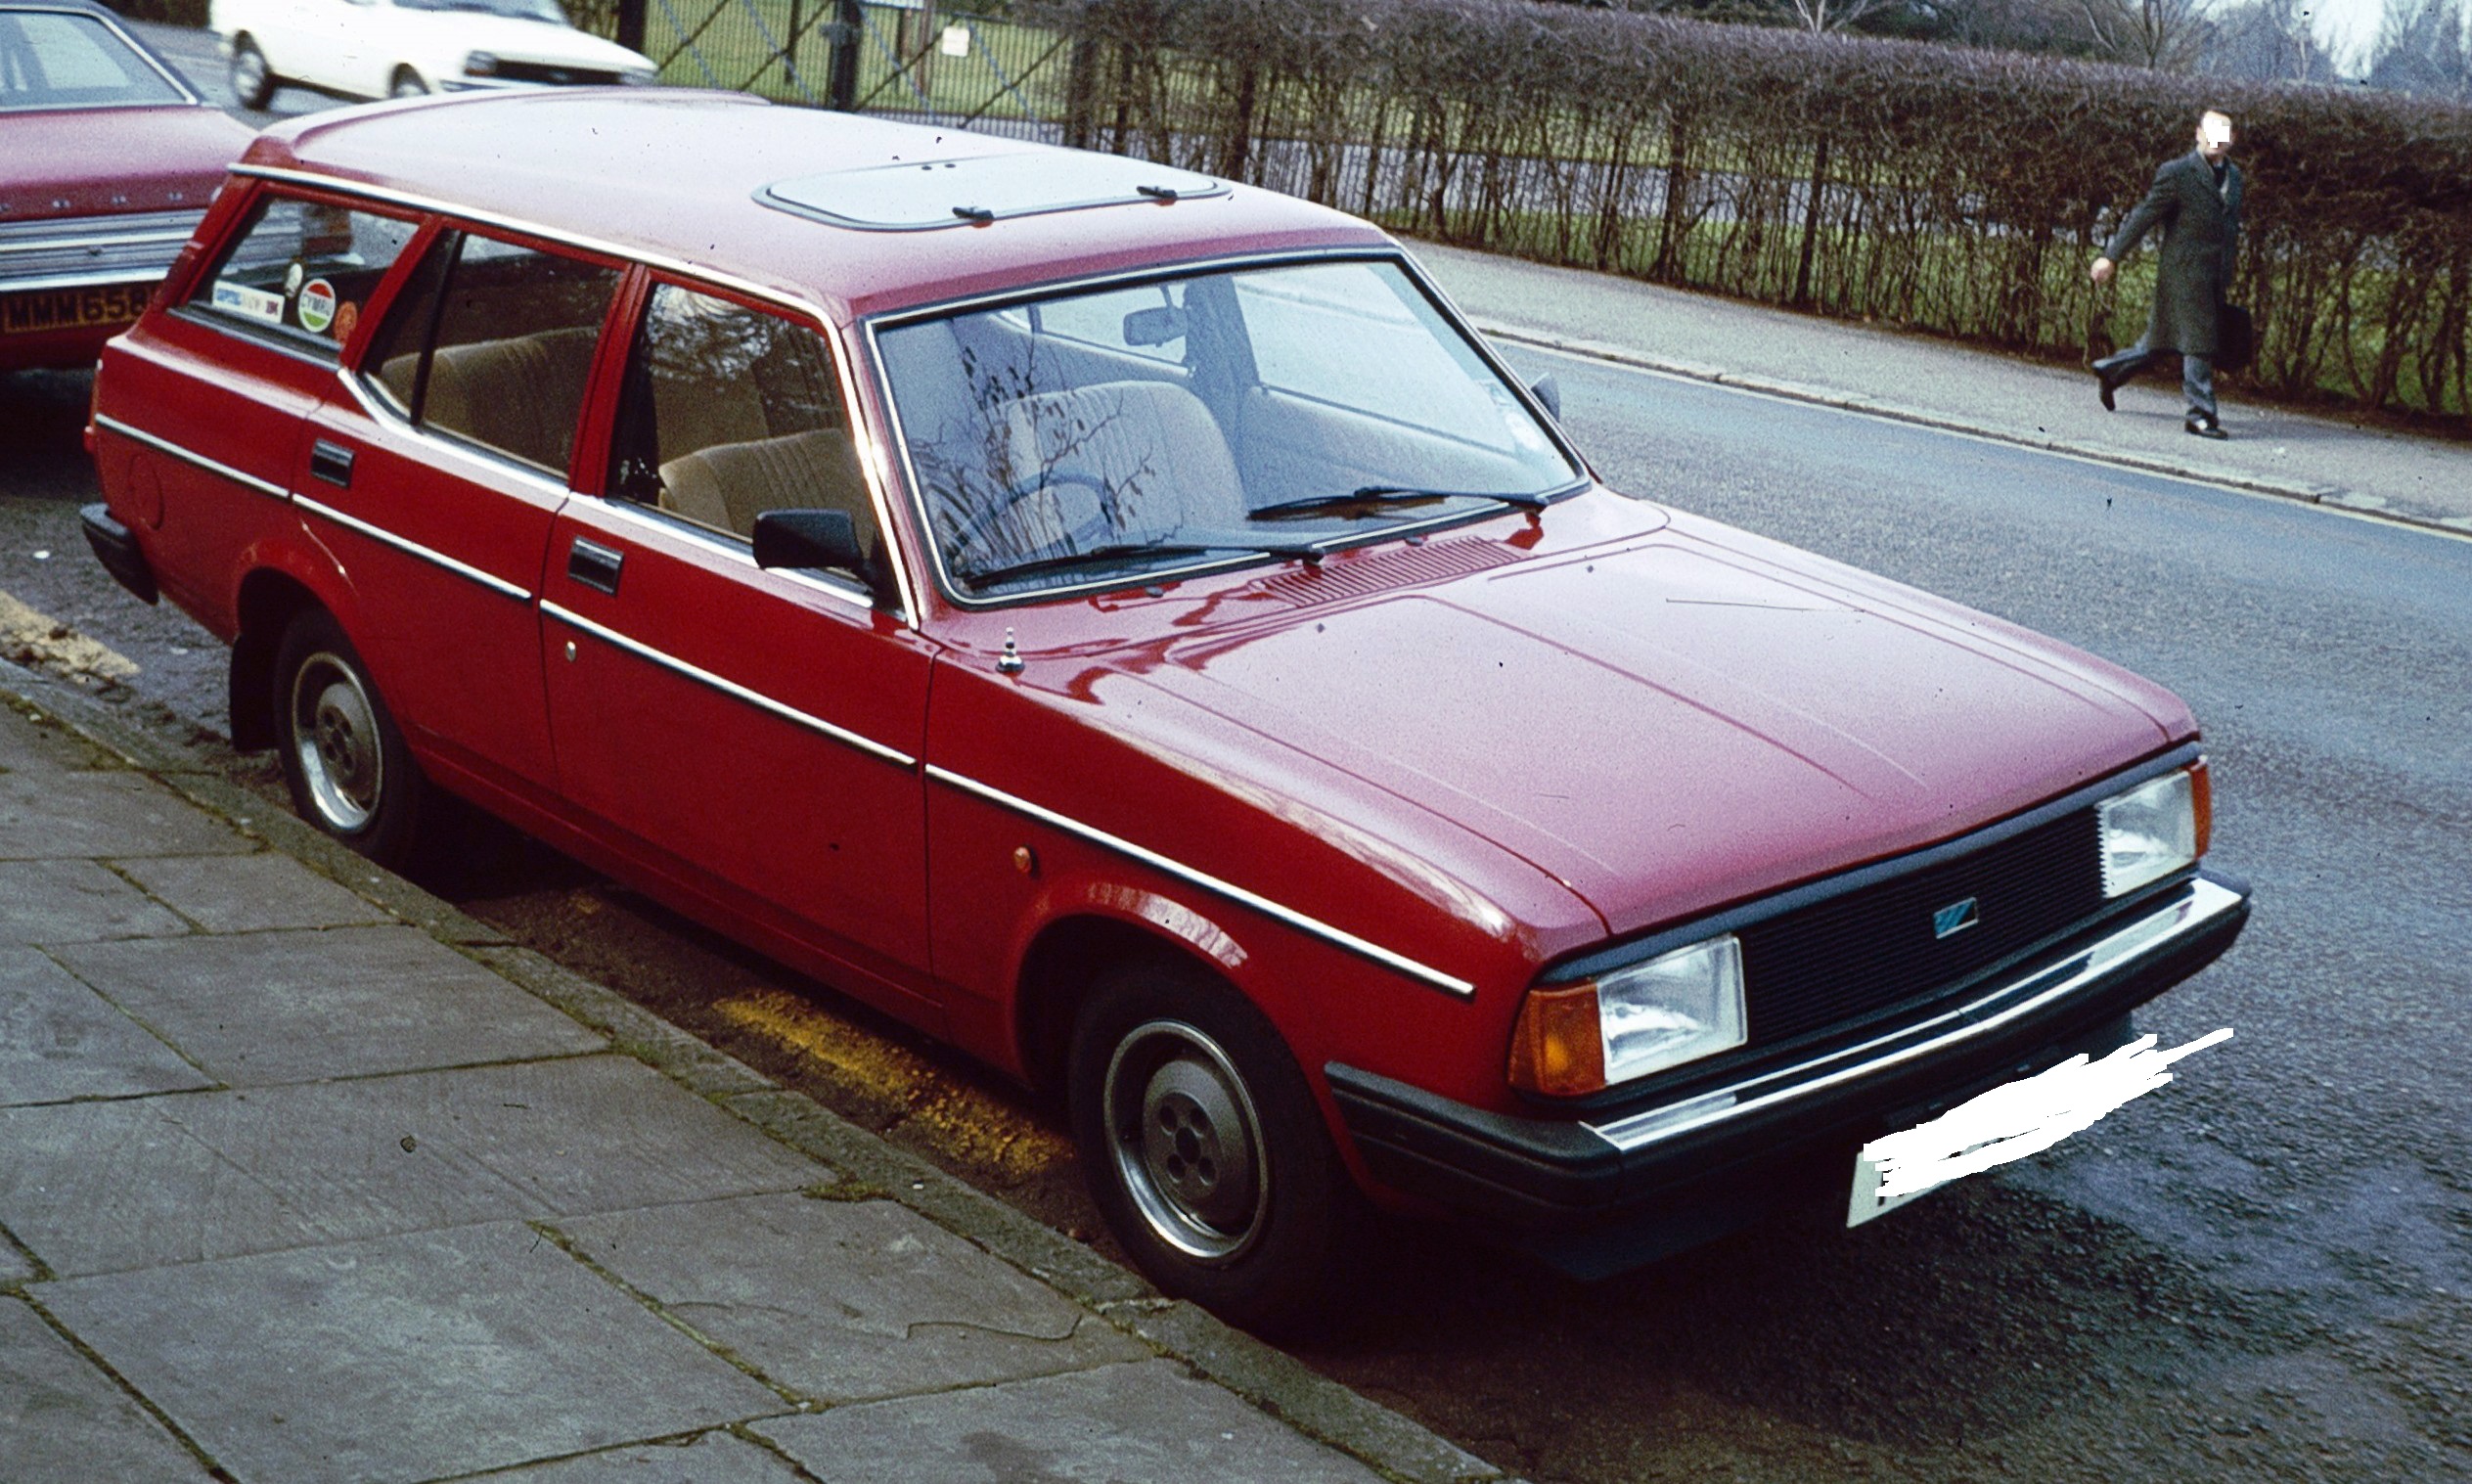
79, 503, 157, 606
1327, 870, 2250, 1234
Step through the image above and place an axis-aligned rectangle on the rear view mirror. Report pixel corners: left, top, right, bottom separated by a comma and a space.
1529, 374, 1562, 421
753, 510, 876, 594
1122, 305, 1187, 347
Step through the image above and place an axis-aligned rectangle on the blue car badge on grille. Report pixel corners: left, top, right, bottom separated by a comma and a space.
1932, 897, 1980, 939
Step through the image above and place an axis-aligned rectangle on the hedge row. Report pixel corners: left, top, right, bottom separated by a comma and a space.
1037, 0, 2472, 422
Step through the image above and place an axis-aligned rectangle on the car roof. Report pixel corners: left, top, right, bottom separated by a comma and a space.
240, 91, 1390, 324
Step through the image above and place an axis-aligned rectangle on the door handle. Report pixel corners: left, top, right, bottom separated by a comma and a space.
567, 536, 623, 596
309, 439, 355, 488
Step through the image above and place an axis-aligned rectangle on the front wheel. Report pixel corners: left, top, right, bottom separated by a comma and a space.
272, 609, 428, 867
1068, 956, 1367, 1335
229, 36, 276, 110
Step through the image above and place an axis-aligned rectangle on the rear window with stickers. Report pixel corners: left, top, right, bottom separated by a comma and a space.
186, 195, 419, 356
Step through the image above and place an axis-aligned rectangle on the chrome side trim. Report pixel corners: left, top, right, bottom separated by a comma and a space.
924, 763, 1478, 999
92, 414, 288, 501
542, 601, 917, 769
1587, 877, 2246, 1153
293, 494, 532, 602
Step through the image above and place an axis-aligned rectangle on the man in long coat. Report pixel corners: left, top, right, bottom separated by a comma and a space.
2090, 111, 2244, 438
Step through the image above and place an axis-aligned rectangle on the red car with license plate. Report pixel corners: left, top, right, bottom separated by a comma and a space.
81, 89, 2249, 1330
1, 0, 252, 373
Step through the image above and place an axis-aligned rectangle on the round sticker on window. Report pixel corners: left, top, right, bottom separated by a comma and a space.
332, 300, 359, 343
296, 278, 337, 336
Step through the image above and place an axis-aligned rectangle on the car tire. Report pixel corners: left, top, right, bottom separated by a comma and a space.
389, 67, 428, 99
1068, 954, 1368, 1336
273, 609, 428, 867
230, 36, 277, 111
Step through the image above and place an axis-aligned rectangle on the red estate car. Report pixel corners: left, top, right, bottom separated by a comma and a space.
1, 0, 252, 372
81, 90, 2248, 1328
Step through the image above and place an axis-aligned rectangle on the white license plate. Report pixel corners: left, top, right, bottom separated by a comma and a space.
1846, 1026, 2231, 1227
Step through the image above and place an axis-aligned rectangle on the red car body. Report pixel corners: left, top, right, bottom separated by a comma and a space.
84, 90, 2248, 1326
1, 1, 253, 372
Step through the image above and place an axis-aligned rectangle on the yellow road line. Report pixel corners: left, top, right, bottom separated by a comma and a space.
0, 590, 138, 682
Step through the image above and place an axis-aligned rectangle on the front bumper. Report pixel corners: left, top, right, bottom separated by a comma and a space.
1327, 870, 2249, 1275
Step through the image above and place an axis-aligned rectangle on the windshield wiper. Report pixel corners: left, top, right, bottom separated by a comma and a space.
1247, 485, 1556, 520
959, 539, 1318, 588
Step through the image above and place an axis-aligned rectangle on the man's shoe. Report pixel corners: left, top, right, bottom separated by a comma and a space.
2097, 370, 2119, 412
2185, 416, 2227, 440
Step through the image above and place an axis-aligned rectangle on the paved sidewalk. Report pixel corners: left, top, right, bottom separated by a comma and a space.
1412, 242, 2472, 538
0, 668, 1501, 1484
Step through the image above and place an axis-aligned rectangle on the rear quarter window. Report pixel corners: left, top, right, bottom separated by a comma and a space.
185, 195, 420, 358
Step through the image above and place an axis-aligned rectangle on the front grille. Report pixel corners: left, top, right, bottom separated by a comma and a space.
0, 209, 204, 292
490, 61, 623, 85
1740, 807, 2103, 1046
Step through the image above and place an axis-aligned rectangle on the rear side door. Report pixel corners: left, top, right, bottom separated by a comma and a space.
301, 222, 624, 800
542, 277, 941, 1026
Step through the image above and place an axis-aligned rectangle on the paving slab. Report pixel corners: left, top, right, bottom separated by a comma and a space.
51, 925, 605, 1085
492, 1431, 811, 1483
0, 1240, 30, 1286
0, 769, 251, 860
0, 947, 210, 1107
37, 1221, 792, 1484
756, 1358, 1390, 1483
0, 1056, 822, 1277
0, 705, 112, 774
562, 1191, 1149, 1404
0, 1296, 215, 1483
0, 859, 190, 944
111, 851, 394, 933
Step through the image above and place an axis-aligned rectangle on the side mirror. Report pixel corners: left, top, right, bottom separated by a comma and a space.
753, 509, 878, 597
1529, 374, 1562, 421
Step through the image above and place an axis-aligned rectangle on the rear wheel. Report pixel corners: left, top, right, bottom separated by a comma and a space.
1068, 955, 1367, 1335
389, 67, 427, 98
272, 609, 428, 868
230, 36, 276, 110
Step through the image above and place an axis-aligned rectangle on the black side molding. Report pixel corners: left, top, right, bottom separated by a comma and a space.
79, 504, 157, 605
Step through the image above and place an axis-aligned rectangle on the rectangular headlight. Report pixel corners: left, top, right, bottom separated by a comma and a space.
2098, 765, 2204, 897
1508, 935, 1745, 1096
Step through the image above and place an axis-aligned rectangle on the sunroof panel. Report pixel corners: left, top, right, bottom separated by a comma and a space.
758, 152, 1226, 231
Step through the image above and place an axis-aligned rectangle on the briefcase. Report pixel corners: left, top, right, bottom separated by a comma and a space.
2217, 303, 2255, 373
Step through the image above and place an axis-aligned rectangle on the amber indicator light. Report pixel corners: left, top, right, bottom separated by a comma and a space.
1506, 983, 1607, 1097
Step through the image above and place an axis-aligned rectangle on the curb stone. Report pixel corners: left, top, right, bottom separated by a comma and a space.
1469, 317, 2467, 541
0, 656, 1510, 1484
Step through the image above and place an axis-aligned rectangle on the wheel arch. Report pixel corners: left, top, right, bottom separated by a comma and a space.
227, 568, 328, 751
1013, 912, 1239, 1100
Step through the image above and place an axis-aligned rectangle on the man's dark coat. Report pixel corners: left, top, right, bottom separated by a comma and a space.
2104, 150, 2244, 356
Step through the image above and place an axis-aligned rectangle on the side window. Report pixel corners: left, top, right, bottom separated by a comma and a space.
186, 195, 419, 357
608, 284, 885, 591
361, 228, 620, 477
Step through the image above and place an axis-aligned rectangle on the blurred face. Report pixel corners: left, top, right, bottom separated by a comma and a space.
2197, 112, 2234, 164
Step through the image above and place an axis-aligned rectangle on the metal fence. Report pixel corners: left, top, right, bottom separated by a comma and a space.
573, 0, 1081, 137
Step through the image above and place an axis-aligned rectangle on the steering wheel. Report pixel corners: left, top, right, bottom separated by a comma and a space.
950, 469, 1121, 560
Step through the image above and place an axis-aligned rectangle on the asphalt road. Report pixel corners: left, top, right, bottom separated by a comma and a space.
9, 34, 2468, 1477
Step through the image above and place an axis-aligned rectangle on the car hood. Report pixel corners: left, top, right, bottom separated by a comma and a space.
0, 107, 249, 218
1113, 521, 2188, 939
398, 13, 653, 67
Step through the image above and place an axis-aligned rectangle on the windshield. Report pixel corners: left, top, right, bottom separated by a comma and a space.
394, 0, 568, 20
876, 258, 1582, 599
0, 11, 190, 109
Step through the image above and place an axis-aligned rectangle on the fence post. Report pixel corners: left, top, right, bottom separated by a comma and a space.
615, 0, 646, 53
828, 0, 862, 109
1064, 31, 1099, 150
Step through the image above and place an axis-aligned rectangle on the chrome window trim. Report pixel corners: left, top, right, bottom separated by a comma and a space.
861, 246, 1590, 612
573, 496, 881, 616
1585, 875, 2245, 1154
229, 165, 922, 627
91, 414, 288, 501
924, 763, 1478, 999
294, 493, 533, 602
542, 600, 918, 769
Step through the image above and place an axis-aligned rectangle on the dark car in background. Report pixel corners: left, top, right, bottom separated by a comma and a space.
1, 0, 252, 373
